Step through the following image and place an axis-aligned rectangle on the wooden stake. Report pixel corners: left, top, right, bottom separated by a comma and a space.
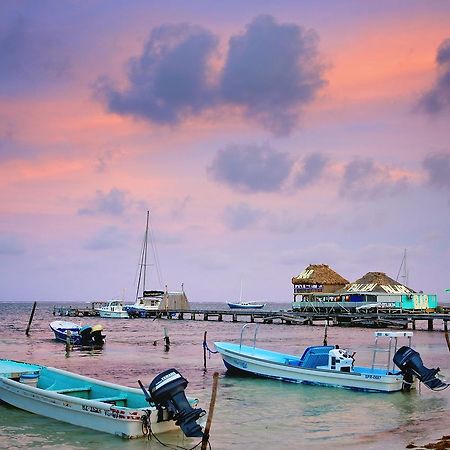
164, 327, 170, 352
203, 331, 207, 372
201, 371, 219, 450
25, 301, 37, 336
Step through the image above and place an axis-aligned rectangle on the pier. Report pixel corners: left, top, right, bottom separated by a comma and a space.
52, 305, 450, 331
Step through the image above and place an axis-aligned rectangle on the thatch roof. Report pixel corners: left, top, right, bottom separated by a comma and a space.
343, 271, 415, 294
292, 264, 349, 286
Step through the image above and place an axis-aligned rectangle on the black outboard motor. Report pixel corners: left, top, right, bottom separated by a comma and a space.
149, 368, 205, 438
394, 346, 448, 391
90, 324, 105, 346
79, 326, 93, 346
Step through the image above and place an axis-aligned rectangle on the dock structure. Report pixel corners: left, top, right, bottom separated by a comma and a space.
52, 305, 450, 331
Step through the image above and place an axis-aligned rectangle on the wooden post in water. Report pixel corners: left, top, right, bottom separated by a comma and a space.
323, 323, 328, 346
25, 301, 37, 336
164, 327, 170, 352
203, 331, 208, 372
201, 371, 219, 450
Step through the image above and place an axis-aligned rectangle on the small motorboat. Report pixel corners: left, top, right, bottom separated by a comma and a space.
214, 325, 448, 393
0, 360, 205, 439
95, 301, 129, 319
227, 302, 265, 309
49, 320, 105, 346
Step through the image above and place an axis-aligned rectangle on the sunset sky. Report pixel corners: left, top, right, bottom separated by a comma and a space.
1, 0, 450, 303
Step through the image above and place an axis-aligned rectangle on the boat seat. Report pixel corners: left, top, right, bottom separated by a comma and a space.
52, 386, 92, 394
94, 395, 127, 405
300, 346, 334, 369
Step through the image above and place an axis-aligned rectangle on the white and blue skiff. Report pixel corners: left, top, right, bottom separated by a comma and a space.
0, 359, 203, 438
214, 326, 448, 393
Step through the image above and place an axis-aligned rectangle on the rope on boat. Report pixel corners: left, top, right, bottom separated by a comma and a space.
203, 340, 218, 357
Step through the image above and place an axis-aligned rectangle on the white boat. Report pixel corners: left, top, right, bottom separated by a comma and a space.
227, 302, 265, 309
95, 301, 129, 319
214, 326, 448, 393
0, 360, 205, 438
49, 320, 105, 346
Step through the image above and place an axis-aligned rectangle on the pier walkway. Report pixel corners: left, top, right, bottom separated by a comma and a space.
52, 305, 450, 331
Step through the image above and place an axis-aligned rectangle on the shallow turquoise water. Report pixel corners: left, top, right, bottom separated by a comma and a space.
0, 302, 449, 449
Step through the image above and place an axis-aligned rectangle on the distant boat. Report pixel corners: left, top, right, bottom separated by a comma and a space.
49, 320, 105, 346
125, 211, 165, 317
0, 360, 205, 438
95, 300, 129, 319
228, 280, 265, 309
227, 302, 265, 309
214, 327, 448, 393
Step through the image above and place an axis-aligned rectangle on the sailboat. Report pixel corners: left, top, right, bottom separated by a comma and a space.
227, 280, 265, 309
125, 211, 165, 318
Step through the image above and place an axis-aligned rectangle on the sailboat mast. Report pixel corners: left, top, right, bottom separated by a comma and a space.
135, 210, 150, 302
143, 211, 149, 294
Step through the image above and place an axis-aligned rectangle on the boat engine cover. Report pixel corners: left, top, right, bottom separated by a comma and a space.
149, 368, 205, 438
394, 346, 448, 391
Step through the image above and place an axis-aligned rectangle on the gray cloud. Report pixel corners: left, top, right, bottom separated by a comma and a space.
294, 153, 328, 188
0, 234, 25, 255
220, 15, 326, 135
417, 38, 450, 115
423, 152, 450, 190
207, 143, 293, 193
96, 15, 326, 135
83, 226, 127, 250
340, 158, 408, 200
0, 13, 70, 94
222, 202, 264, 230
96, 24, 218, 124
78, 188, 130, 216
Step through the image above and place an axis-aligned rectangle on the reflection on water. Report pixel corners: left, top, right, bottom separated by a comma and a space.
0, 301, 450, 449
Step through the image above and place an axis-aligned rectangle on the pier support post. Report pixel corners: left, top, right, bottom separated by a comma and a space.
412, 320, 416, 330
191, 313, 196, 320
178, 312, 183, 320
218, 314, 222, 322
204, 314, 209, 321
232, 314, 237, 322
427, 319, 434, 331
250, 315, 254, 323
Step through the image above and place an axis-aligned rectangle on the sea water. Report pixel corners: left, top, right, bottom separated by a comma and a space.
1, 301, 449, 450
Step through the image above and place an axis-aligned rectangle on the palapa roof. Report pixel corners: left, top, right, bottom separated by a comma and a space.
342, 271, 415, 294
292, 264, 349, 286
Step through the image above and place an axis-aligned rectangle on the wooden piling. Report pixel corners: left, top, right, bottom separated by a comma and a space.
203, 331, 207, 371
25, 301, 37, 336
201, 371, 219, 450
428, 319, 434, 331
164, 327, 170, 351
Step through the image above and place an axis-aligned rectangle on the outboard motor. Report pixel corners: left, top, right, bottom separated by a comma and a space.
79, 325, 93, 346
148, 368, 205, 438
394, 346, 448, 391
91, 324, 105, 346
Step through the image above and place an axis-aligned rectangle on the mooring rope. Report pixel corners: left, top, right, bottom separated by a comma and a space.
203, 340, 218, 357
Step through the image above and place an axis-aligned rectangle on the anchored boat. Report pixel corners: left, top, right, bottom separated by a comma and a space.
214, 325, 448, 393
49, 320, 105, 346
0, 360, 205, 439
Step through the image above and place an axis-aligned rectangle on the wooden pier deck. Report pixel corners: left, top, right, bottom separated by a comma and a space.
53, 305, 450, 331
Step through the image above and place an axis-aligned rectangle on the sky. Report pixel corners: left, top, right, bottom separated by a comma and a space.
1, 0, 450, 304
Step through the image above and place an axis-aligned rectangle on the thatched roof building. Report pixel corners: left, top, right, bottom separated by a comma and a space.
342, 271, 415, 294
292, 264, 349, 295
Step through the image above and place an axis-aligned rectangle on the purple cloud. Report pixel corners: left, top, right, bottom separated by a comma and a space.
96, 23, 218, 124
423, 152, 450, 190
78, 188, 130, 216
208, 143, 293, 193
222, 202, 264, 230
83, 226, 127, 250
294, 153, 328, 187
0, 12, 70, 94
417, 38, 450, 115
220, 15, 326, 135
340, 158, 408, 200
